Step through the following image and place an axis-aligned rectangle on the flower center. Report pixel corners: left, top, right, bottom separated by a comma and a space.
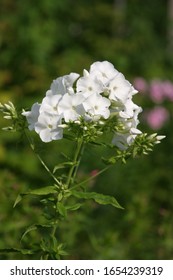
48, 124, 53, 129
101, 72, 107, 78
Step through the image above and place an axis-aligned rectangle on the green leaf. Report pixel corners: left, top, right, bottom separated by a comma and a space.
21, 223, 53, 241
21, 225, 37, 241
58, 192, 63, 201
56, 202, 67, 217
13, 194, 22, 208
57, 244, 68, 256
71, 190, 123, 209
26, 186, 58, 196
0, 248, 38, 255
66, 203, 82, 211
53, 161, 76, 174
13, 186, 58, 207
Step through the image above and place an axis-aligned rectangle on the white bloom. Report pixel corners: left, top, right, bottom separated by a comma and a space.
112, 132, 137, 150
49, 73, 80, 96
39, 94, 62, 115
119, 110, 142, 142
83, 93, 111, 120
22, 102, 40, 130
89, 61, 118, 84
76, 73, 103, 96
119, 99, 142, 119
112, 117, 142, 150
22, 60, 147, 147
112, 97, 142, 150
35, 113, 63, 143
108, 73, 132, 103
58, 93, 85, 122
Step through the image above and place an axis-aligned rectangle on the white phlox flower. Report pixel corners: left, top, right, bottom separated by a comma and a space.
112, 116, 142, 150
22, 102, 40, 130
39, 94, 62, 115
35, 113, 63, 143
89, 61, 118, 84
50, 73, 79, 96
83, 93, 111, 120
119, 99, 142, 119
108, 73, 132, 103
76, 72, 103, 97
112, 98, 142, 150
112, 132, 137, 150
58, 93, 85, 122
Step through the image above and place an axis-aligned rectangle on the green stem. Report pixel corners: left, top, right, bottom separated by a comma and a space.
51, 223, 58, 239
36, 153, 61, 185
66, 138, 84, 188
24, 130, 61, 186
72, 141, 85, 181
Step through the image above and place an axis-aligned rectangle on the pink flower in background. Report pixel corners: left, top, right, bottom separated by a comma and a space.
133, 77, 172, 129
150, 80, 165, 103
162, 80, 173, 101
133, 77, 148, 93
145, 106, 169, 130
133, 77, 173, 102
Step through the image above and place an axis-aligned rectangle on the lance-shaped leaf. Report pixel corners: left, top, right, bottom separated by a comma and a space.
66, 203, 82, 211
14, 186, 58, 207
71, 190, 123, 209
21, 225, 38, 241
53, 161, 77, 174
56, 202, 67, 217
21, 223, 52, 241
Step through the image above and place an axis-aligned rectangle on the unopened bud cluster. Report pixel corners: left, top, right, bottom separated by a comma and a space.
0, 101, 18, 131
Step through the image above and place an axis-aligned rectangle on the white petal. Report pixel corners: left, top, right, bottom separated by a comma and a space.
90, 61, 119, 82
22, 102, 40, 130
39, 129, 52, 142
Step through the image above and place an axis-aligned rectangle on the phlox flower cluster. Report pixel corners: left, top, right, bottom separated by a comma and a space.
23, 61, 142, 150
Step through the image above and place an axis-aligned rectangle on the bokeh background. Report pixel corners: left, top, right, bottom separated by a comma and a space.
0, 0, 173, 259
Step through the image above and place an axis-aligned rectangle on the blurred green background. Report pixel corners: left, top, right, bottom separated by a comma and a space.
0, 0, 173, 259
